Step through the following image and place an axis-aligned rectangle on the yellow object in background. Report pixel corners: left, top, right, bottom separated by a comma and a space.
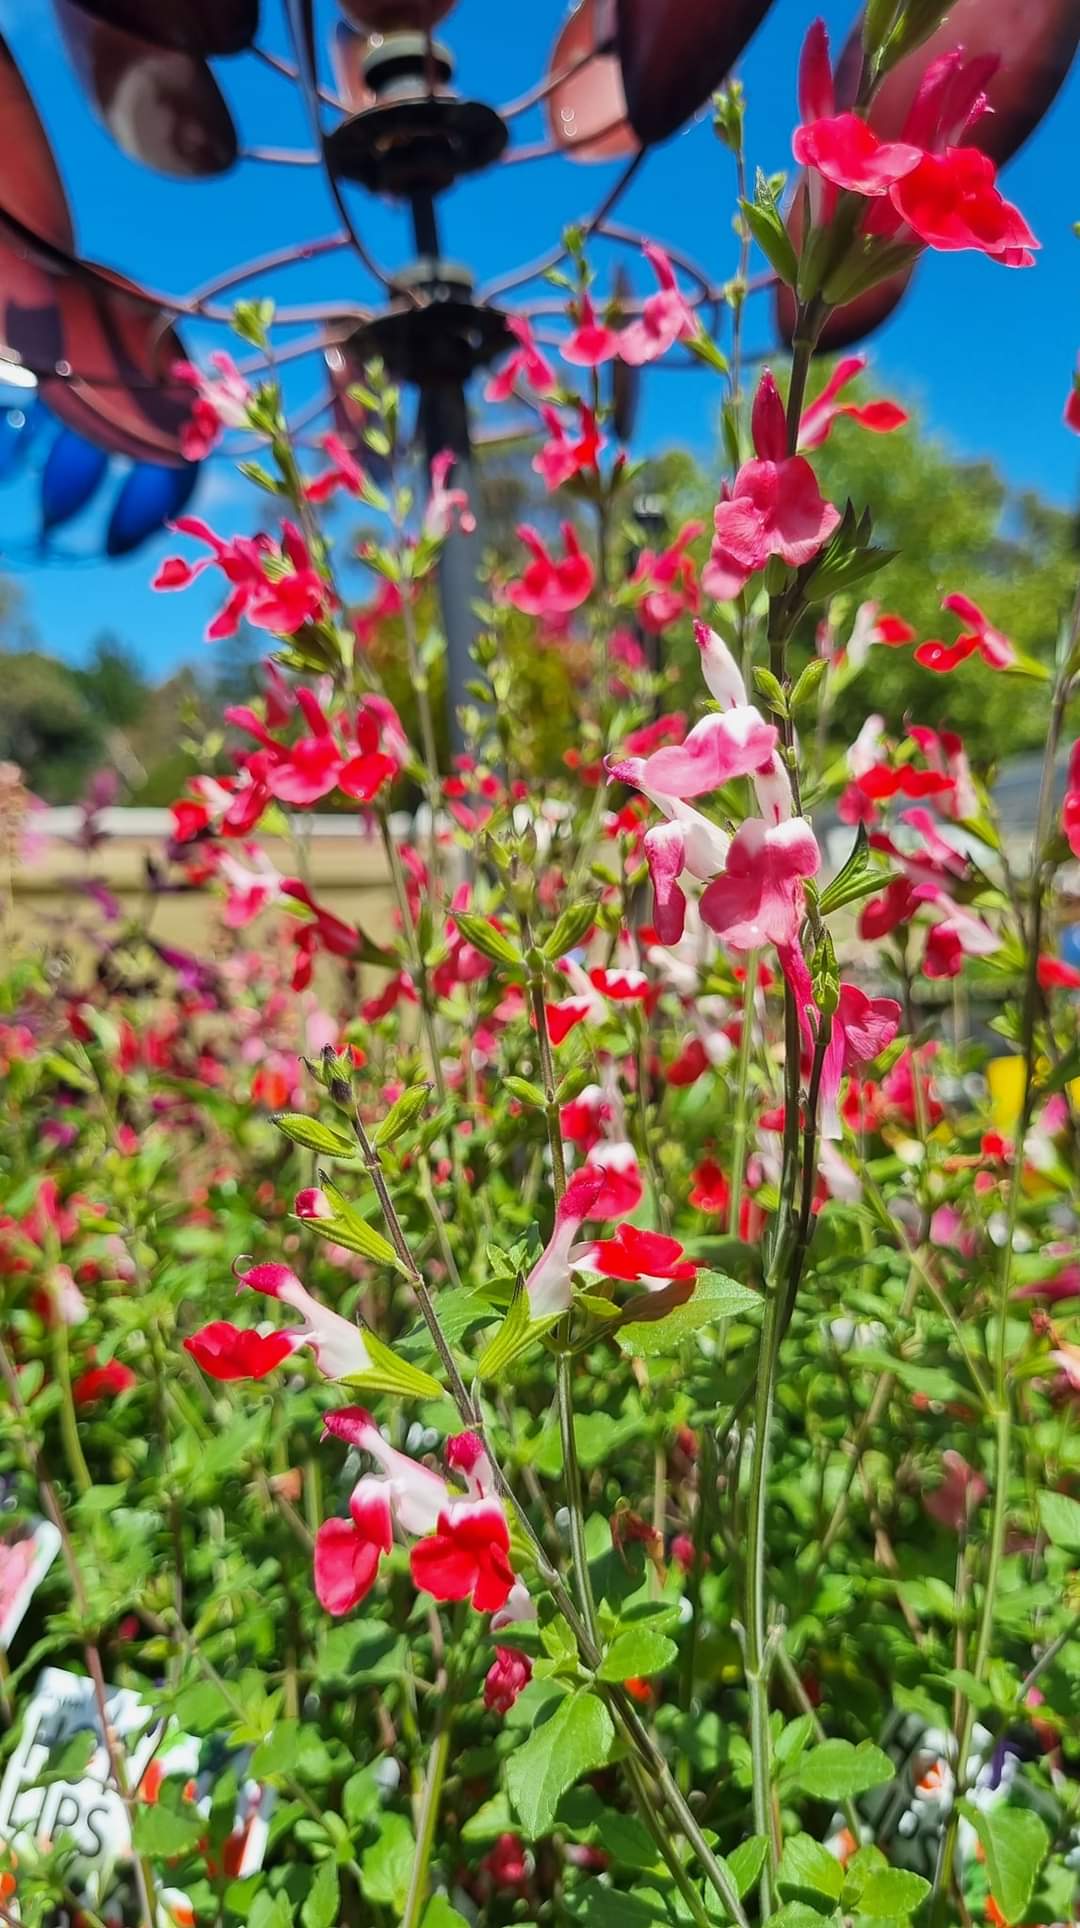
988, 1055, 1026, 1134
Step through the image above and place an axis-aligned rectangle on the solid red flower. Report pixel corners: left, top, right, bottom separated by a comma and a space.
585, 1223, 697, 1284
313, 1482, 394, 1615
183, 1321, 301, 1382
72, 1361, 137, 1405
484, 1646, 533, 1715
689, 1157, 730, 1215
410, 1499, 516, 1613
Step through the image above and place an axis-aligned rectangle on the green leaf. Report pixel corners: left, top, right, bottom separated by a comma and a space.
957, 1805, 1048, 1924
790, 657, 829, 712
248, 1892, 295, 1928
504, 1076, 546, 1108
752, 666, 788, 715
250, 1720, 304, 1780
302, 1179, 403, 1270
544, 901, 597, 960
855, 1868, 931, 1919
475, 1280, 554, 1380
422, 1902, 471, 1928
778, 1833, 845, 1906
616, 1271, 760, 1357
729, 1835, 769, 1898
687, 331, 730, 375
361, 1813, 415, 1908
301, 1861, 339, 1928
1036, 1488, 1080, 1551
796, 1740, 895, 1801
844, 1347, 966, 1405
342, 1325, 444, 1401
740, 195, 799, 287
451, 912, 525, 972
597, 1627, 678, 1682
374, 1082, 431, 1147
273, 1113, 356, 1159
505, 1692, 614, 1838
132, 1803, 206, 1858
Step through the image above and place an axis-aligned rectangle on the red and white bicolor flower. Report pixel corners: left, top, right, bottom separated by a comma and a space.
700, 816, 822, 968
804, 983, 902, 1139
608, 703, 777, 804
314, 1409, 523, 1618
184, 1258, 372, 1385
524, 1165, 608, 1319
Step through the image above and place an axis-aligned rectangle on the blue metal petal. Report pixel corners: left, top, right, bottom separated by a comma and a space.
0, 397, 39, 480
105, 459, 199, 558
41, 426, 109, 532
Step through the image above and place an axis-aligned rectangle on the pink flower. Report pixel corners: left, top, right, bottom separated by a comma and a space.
314, 1480, 393, 1615
793, 113, 923, 195
700, 816, 821, 954
184, 1321, 302, 1381
811, 983, 902, 1138
1066, 362, 1080, 434
631, 522, 703, 633
561, 291, 620, 369
890, 147, 1038, 264
707, 372, 841, 599
695, 618, 747, 708
798, 356, 908, 450
505, 523, 595, 617
525, 1165, 607, 1319
532, 405, 603, 492
486, 315, 558, 401
410, 1498, 516, 1613
617, 245, 697, 366
152, 517, 330, 642
923, 1451, 987, 1532
424, 449, 476, 539
174, 350, 251, 460
304, 432, 366, 504
607, 706, 778, 801
484, 1646, 533, 1715
1064, 742, 1080, 859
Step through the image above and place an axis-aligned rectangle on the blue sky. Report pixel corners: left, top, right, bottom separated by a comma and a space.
0, 0, 1077, 676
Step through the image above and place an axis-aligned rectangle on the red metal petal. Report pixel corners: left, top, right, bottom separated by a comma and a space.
0, 238, 64, 378
616, 0, 776, 146
839, 0, 1078, 163
56, 0, 238, 178
336, 0, 456, 28
61, 0, 259, 58
545, 0, 637, 163
0, 34, 74, 251
44, 265, 191, 463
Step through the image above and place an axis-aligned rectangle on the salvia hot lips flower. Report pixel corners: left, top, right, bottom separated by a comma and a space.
504, 523, 595, 617
706, 371, 841, 600
792, 21, 1038, 269
186, 1260, 372, 1383
313, 1409, 521, 1618
616, 243, 698, 366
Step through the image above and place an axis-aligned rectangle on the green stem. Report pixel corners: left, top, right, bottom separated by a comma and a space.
727, 952, 759, 1239
744, 1279, 783, 1907
400, 1710, 454, 1928
52, 1305, 92, 1497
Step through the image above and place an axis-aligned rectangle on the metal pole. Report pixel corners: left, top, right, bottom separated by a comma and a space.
410, 191, 478, 762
